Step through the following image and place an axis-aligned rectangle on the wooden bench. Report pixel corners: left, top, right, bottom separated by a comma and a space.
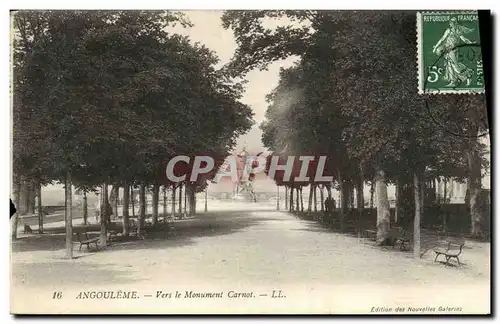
75, 232, 100, 251
361, 227, 410, 250
390, 227, 411, 251
164, 216, 175, 223
128, 219, 144, 239
363, 229, 377, 241
107, 222, 120, 242
433, 238, 466, 266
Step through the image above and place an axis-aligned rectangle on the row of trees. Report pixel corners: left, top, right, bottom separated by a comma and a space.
12, 10, 253, 258
222, 11, 490, 257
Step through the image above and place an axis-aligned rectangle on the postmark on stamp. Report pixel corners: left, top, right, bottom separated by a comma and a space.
417, 11, 485, 94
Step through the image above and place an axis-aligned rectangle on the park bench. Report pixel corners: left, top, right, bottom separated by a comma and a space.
128, 219, 145, 239
390, 227, 411, 251
75, 231, 100, 251
361, 227, 410, 250
433, 238, 466, 266
107, 222, 120, 242
128, 219, 139, 235
164, 215, 175, 223
362, 229, 377, 241
164, 218, 177, 237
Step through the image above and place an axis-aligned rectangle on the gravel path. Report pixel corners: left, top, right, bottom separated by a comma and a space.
11, 201, 490, 314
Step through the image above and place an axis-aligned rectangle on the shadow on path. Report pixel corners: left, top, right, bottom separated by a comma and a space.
12, 211, 287, 254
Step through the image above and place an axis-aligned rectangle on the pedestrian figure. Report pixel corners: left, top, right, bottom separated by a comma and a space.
325, 197, 334, 213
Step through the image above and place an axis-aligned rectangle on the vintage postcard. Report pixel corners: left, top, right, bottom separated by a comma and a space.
10, 10, 491, 315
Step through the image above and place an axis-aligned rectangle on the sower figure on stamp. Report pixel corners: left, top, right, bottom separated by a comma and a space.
432, 17, 474, 87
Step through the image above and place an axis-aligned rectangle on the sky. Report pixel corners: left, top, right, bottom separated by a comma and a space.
168, 10, 297, 154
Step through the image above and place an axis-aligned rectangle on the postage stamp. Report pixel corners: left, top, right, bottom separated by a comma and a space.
417, 11, 485, 94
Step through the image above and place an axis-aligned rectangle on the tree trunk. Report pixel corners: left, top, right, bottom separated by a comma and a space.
192, 188, 197, 215
65, 172, 74, 259
122, 183, 130, 236
187, 186, 191, 215
11, 175, 21, 240
285, 187, 288, 210
108, 185, 118, 220
113, 187, 119, 220
27, 182, 33, 213
299, 188, 304, 212
172, 186, 177, 216
341, 182, 350, 213
295, 188, 300, 211
421, 179, 425, 211
131, 186, 135, 217
319, 186, 324, 212
14, 175, 21, 212
11, 212, 19, 240
370, 181, 375, 210
184, 185, 188, 215
313, 184, 317, 212
443, 179, 448, 204
468, 141, 483, 237
163, 186, 168, 221
308, 185, 313, 212
99, 183, 108, 247
349, 183, 355, 209
443, 179, 448, 232
356, 177, 364, 231
276, 186, 280, 210
375, 168, 390, 245
37, 180, 43, 234
186, 186, 191, 215
356, 179, 364, 212
187, 185, 196, 216
436, 178, 442, 204
29, 183, 36, 214
289, 186, 294, 211
152, 184, 159, 226
138, 184, 146, 233
178, 184, 183, 215
338, 171, 347, 232
395, 179, 400, 225
82, 190, 88, 225
413, 173, 422, 258
19, 178, 29, 215
24, 180, 31, 215
205, 187, 208, 212
190, 186, 193, 214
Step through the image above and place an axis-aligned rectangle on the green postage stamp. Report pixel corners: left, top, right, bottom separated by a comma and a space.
417, 11, 485, 94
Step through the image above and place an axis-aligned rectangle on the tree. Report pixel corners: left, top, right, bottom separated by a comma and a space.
14, 10, 254, 251
226, 11, 489, 253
